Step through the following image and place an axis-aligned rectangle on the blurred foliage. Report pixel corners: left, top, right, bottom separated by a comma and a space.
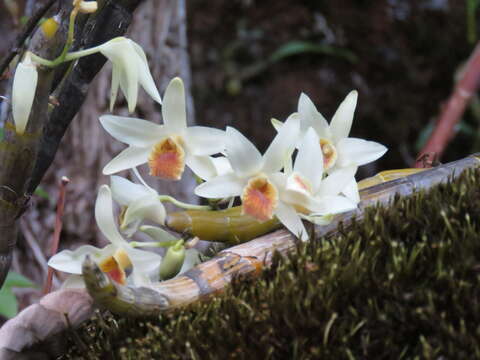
269, 40, 357, 64
33, 186, 49, 199
0, 271, 34, 318
466, 0, 479, 43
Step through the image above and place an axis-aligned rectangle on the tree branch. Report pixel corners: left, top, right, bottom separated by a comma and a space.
0, 0, 59, 78
415, 42, 480, 167
28, 0, 145, 194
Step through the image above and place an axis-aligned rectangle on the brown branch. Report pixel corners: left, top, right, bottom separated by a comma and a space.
43, 176, 70, 295
0, 0, 58, 78
415, 42, 480, 168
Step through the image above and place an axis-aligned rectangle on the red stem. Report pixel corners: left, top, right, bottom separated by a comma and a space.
415, 42, 480, 168
43, 176, 70, 294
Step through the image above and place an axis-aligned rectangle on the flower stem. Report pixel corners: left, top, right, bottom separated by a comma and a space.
130, 239, 182, 248
158, 195, 211, 210
29, 3, 103, 69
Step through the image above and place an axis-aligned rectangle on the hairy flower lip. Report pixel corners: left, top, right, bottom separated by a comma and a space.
320, 138, 337, 170
148, 136, 186, 180
241, 175, 279, 222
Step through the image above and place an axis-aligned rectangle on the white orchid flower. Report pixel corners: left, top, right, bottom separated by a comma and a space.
110, 176, 166, 234
273, 91, 387, 173
192, 156, 233, 181
195, 114, 300, 222
97, 37, 161, 112
100, 77, 225, 181
48, 185, 162, 286
268, 128, 358, 241
12, 53, 38, 135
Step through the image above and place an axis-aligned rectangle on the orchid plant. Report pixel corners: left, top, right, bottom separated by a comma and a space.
12, 0, 388, 289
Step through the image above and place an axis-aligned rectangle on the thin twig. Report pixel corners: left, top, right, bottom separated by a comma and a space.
415, 42, 480, 167
0, 0, 58, 77
43, 176, 70, 294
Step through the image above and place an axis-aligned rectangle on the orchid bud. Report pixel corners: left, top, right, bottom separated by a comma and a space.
12, 53, 38, 135
159, 240, 186, 280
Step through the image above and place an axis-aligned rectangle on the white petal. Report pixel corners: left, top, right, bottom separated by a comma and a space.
122, 195, 166, 228
162, 77, 187, 133
48, 244, 116, 274
336, 137, 388, 167
12, 59, 37, 135
329, 90, 358, 142
341, 179, 360, 203
194, 173, 245, 198
184, 126, 225, 155
211, 156, 233, 176
110, 176, 153, 206
263, 113, 301, 173
308, 195, 357, 215
298, 93, 329, 136
100, 39, 139, 112
316, 166, 357, 198
61, 275, 86, 289
178, 249, 201, 275
185, 154, 218, 180
95, 185, 126, 246
99, 115, 164, 147
294, 128, 324, 192
123, 246, 162, 274
269, 172, 288, 192
270, 118, 283, 132
274, 202, 308, 242
103, 146, 150, 175
131, 41, 162, 104
225, 127, 263, 177
125, 61, 139, 113
140, 225, 178, 242
281, 188, 312, 209
109, 64, 121, 111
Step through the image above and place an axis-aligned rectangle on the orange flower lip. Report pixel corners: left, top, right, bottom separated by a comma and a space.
99, 256, 127, 285
148, 136, 185, 180
241, 175, 278, 222
320, 138, 337, 170
98, 249, 133, 285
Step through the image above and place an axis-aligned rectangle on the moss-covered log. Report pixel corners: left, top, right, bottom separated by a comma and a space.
64, 168, 480, 359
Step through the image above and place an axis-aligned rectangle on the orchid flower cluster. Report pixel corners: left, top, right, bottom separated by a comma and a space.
11, 1, 387, 288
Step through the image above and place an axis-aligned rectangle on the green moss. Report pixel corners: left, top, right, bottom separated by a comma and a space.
64, 169, 480, 359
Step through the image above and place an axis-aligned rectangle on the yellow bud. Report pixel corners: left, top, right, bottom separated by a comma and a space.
41, 17, 60, 39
